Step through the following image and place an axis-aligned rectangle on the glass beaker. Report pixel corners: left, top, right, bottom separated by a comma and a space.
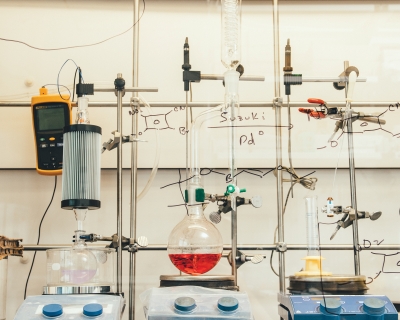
46, 247, 115, 287
167, 203, 223, 275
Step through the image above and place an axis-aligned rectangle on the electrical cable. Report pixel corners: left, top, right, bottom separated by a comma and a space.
330, 128, 345, 195
0, 80, 118, 101
23, 175, 57, 300
71, 67, 79, 102
42, 84, 71, 98
135, 94, 160, 202
269, 95, 318, 277
317, 221, 341, 315
178, 168, 189, 216
287, 95, 294, 198
270, 182, 296, 277
273, 166, 317, 191
57, 59, 83, 100
0, 0, 146, 51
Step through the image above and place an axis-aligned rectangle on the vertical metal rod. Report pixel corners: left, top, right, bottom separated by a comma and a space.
129, 0, 140, 319
184, 91, 193, 275
129, 111, 138, 318
116, 74, 123, 295
273, 0, 285, 294
229, 103, 237, 285
231, 208, 237, 284
186, 91, 189, 189
273, 0, 281, 100
344, 61, 361, 276
0, 258, 8, 320
347, 119, 360, 275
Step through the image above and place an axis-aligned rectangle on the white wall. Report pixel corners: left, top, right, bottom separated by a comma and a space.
1, 1, 400, 320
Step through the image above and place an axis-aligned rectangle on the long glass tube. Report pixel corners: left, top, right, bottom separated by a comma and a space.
190, 105, 224, 187
305, 196, 319, 256
223, 70, 240, 203
221, 0, 241, 285
221, 0, 241, 70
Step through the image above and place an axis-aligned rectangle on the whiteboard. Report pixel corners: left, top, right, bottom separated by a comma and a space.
1, 0, 400, 168
1, 102, 400, 168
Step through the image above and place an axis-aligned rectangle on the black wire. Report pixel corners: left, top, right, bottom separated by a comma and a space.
270, 183, 295, 277
57, 59, 82, 101
317, 220, 341, 316
72, 67, 79, 102
42, 84, 71, 99
24, 176, 57, 300
0, 0, 146, 51
177, 169, 189, 216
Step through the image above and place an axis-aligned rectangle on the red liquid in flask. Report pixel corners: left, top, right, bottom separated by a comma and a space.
169, 253, 222, 275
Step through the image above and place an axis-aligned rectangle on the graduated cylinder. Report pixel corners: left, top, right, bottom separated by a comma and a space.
61, 124, 102, 210
295, 196, 332, 276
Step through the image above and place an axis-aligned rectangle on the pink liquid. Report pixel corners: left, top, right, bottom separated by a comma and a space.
169, 253, 222, 275
61, 269, 97, 284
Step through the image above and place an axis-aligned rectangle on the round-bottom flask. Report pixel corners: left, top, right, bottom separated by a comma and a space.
167, 205, 223, 275
63, 248, 97, 284
60, 230, 98, 284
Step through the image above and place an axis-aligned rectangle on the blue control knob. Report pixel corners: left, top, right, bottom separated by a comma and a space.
320, 298, 342, 315
174, 297, 196, 312
83, 303, 103, 317
42, 304, 63, 318
218, 297, 239, 312
363, 298, 386, 315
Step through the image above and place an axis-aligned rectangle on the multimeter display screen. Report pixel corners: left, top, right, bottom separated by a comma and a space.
37, 107, 66, 131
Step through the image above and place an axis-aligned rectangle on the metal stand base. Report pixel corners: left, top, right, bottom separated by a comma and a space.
288, 274, 368, 295
43, 285, 113, 295
159, 275, 238, 291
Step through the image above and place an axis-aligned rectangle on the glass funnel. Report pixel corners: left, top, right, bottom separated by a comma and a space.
167, 202, 223, 275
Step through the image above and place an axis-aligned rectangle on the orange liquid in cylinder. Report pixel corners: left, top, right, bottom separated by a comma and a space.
169, 253, 222, 275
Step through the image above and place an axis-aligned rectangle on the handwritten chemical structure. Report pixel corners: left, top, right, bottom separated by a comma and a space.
313, 102, 400, 149
132, 105, 189, 136
142, 111, 174, 132
207, 111, 293, 146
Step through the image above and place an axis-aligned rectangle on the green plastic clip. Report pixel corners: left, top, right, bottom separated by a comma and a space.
195, 188, 205, 202
225, 184, 236, 196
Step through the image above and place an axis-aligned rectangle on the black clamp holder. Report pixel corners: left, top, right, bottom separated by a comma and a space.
206, 193, 262, 224
333, 66, 359, 91
182, 37, 201, 92
282, 39, 302, 96
114, 74, 126, 97
325, 206, 382, 240
76, 67, 94, 97
283, 74, 302, 96
101, 131, 144, 153
78, 233, 148, 251
228, 250, 264, 269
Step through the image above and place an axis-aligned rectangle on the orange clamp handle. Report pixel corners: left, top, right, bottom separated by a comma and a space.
299, 108, 312, 114
307, 98, 325, 105
298, 108, 326, 119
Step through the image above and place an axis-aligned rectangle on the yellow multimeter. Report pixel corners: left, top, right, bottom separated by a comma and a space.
31, 87, 72, 175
